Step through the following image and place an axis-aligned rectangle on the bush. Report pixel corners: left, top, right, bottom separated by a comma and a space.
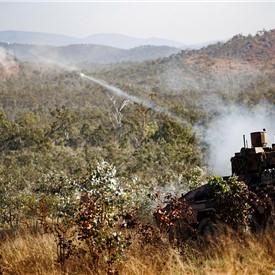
208, 175, 253, 228
36, 161, 152, 274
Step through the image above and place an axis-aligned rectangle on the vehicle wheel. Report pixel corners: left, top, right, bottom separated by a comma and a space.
197, 217, 217, 237
249, 211, 262, 233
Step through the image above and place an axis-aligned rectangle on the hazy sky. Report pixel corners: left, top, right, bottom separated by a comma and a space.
0, 1, 274, 44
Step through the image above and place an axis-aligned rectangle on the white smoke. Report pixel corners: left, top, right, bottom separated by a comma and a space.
81, 73, 275, 177
159, 52, 271, 177
30, 50, 77, 71
200, 103, 275, 176
80, 73, 189, 125
0, 47, 18, 76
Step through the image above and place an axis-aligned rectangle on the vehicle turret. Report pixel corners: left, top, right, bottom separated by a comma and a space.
230, 130, 275, 197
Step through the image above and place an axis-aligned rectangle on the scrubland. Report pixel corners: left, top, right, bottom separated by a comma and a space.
1, 226, 274, 275
1, 29, 275, 275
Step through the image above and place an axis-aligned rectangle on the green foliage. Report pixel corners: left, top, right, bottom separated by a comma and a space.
180, 166, 205, 190
0, 111, 44, 151
208, 175, 230, 195
0, 31, 275, 274
0, 162, 36, 227
35, 161, 151, 273
208, 175, 253, 228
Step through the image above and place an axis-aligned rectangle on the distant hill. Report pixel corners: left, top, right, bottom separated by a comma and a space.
3, 29, 275, 92
1, 29, 275, 126
199, 29, 275, 62
86, 29, 275, 97
83, 33, 185, 49
159, 29, 275, 90
0, 30, 185, 49
0, 42, 182, 64
0, 30, 75, 46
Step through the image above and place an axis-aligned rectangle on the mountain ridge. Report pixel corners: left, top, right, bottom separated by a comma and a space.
0, 30, 186, 49
0, 42, 182, 64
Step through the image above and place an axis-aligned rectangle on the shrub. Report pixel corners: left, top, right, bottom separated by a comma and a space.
208, 175, 253, 228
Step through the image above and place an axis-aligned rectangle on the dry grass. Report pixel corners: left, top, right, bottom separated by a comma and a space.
120, 227, 275, 275
0, 230, 94, 275
0, 231, 58, 275
0, 227, 274, 275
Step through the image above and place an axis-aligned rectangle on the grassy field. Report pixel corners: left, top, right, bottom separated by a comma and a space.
1, 226, 274, 275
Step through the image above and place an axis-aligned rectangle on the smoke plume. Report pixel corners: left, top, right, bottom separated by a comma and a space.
81, 73, 275, 177
80, 73, 189, 125
201, 103, 275, 176
0, 47, 19, 77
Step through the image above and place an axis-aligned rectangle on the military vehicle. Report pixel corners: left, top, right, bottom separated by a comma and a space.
155, 130, 275, 236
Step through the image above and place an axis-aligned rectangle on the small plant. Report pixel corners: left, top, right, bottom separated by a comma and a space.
34, 199, 77, 270
75, 193, 131, 274
154, 193, 197, 245
208, 175, 254, 228
36, 161, 135, 274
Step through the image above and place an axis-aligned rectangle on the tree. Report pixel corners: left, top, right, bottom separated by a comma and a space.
108, 96, 130, 145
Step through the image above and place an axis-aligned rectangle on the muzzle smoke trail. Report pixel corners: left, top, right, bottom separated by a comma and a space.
80, 73, 188, 125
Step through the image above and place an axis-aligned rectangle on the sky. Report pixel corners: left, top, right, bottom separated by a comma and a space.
0, 1, 274, 44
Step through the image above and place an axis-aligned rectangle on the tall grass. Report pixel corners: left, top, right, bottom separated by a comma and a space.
1, 227, 274, 275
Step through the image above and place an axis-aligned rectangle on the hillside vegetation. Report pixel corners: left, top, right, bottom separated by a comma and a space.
0, 29, 275, 274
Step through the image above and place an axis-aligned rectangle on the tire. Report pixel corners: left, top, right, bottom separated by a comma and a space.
197, 217, 217, 237
249, 211, 262, 233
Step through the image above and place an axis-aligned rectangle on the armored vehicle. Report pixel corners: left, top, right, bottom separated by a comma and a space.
156, 130, 275, 236
184, 130, 275, 233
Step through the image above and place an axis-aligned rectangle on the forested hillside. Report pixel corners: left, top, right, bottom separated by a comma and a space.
0, 28, 274, 191
0, 29, 274, 197
82, 29, 275, 107
0, 29, 275, 274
